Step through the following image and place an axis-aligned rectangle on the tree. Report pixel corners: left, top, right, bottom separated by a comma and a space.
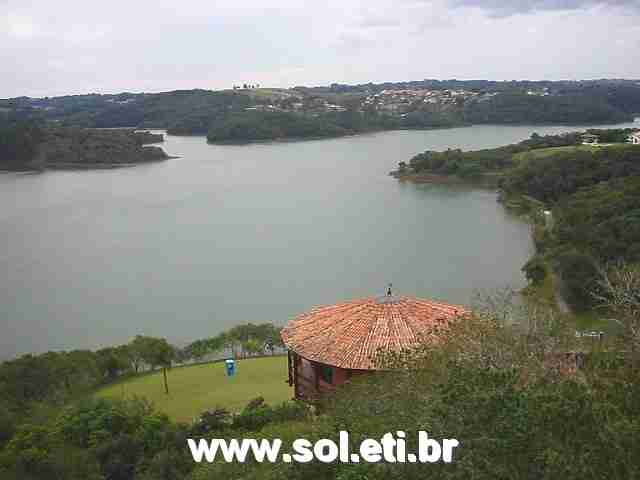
555, 252, 601, 311
595, 263, 640, 368
522, 256, 547, 285
95, 347, 128, 382
128, 336, 173, 372
242, 339, 262, 357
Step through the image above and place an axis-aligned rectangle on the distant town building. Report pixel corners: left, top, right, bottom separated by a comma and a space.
581, 133, 599, 145
628, 131, 640, 145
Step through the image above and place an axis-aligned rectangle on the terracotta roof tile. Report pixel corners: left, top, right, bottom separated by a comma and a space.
281, 296, 467, 370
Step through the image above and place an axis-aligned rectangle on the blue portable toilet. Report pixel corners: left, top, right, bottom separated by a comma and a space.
225, 359, 236, 377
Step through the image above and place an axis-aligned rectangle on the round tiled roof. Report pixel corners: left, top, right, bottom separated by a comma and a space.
281, 296, 467, 370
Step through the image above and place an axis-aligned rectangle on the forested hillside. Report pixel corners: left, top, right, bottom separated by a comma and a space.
502, 146, 640, 309
463, 92, 629, 124
2, 80, 639, 141
397, 131, 640, 312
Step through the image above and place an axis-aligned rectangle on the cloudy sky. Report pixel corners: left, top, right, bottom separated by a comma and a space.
1, 0, 639, 97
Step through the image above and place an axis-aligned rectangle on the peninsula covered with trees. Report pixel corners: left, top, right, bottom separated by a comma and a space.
395, 129, 640, 314
0, 115, 168, 171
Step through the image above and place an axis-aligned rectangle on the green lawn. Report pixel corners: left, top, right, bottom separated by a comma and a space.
513, 143, 636, 163
96, 356, 291, 423
512, 145, 597, 163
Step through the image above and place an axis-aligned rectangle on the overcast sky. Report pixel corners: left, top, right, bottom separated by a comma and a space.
1, 0, 639, 98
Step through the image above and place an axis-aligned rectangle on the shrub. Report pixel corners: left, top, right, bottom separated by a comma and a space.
191, 407, 231, 436
522, 256, 547, 285
232, 399, 310, 431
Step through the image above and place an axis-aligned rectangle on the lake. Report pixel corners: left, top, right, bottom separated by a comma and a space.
1, 121, 638, 358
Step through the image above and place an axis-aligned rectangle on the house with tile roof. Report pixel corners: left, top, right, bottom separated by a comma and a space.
281, 288, 467, 401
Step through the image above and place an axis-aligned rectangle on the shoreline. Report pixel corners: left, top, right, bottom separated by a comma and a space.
193, 118, 639, 145
390, 171, 501, 187
0, 156, 178, 173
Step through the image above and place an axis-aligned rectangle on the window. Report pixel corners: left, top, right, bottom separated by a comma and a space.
318, 364, 333, 385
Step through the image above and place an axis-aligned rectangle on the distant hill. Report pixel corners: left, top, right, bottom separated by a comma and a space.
2, 79, 639, 141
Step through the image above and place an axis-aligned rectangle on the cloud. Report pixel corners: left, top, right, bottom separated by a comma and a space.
448, 0, 640, 17
0, 0, 639, 97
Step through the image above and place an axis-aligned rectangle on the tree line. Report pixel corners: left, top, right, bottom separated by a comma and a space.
0, 322, 284, 428
399, 131, 582, 178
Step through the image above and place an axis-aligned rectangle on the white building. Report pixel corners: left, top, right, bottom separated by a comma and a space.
581, 133, 599, 145
628, 131, 640, 145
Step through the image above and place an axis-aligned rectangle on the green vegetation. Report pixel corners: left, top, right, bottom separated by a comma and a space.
0, 322, 291, 478
189, 285, 640, 479
463, 91, 630, 124
511, 144, 597, 161
399, 131, 582, 179
399, 130, 640, 315
206, 111, 347, 142
0, 118, 44, 170
503, 143, 640, 203
0, 120, 169, 171
96, 357, 290, 423
0, 393, 309, 480
501, 144, 640, 310
205, 110, 407, 143
3, 80, 639, 141
3, 278, 640, 478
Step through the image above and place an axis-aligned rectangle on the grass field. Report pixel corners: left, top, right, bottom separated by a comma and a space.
512, 145, 597, 163
512, 143, 636, 163
96, 356, 291, 423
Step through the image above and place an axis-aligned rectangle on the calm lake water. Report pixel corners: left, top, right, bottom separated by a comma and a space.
1, 121, 638, 358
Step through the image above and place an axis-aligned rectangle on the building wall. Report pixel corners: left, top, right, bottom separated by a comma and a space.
290, 351, 371, 401
293, 355, 317, 400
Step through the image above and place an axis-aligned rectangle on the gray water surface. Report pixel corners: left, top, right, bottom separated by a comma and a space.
2, 121, 638, 358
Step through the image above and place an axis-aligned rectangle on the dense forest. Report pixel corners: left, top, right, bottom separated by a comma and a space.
206, 111, 348, 142
0, 118, 168, 170
205, 110, 412, 143
502, 145, 640, 309
0, 117, 45, 170
463, 92, 629, 124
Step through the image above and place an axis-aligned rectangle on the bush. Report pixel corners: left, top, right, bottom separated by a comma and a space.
0, 405, 16, 446
522, 256, 547, 285
555, 252, 601, 311
191, 407, 231, 436
232, 399, 310, 431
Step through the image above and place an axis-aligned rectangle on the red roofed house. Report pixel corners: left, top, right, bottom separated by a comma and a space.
281, 289, 467, 401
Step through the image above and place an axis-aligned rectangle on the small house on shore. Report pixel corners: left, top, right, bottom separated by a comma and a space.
628, 131, 640, 145
281, 289, 467, 401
